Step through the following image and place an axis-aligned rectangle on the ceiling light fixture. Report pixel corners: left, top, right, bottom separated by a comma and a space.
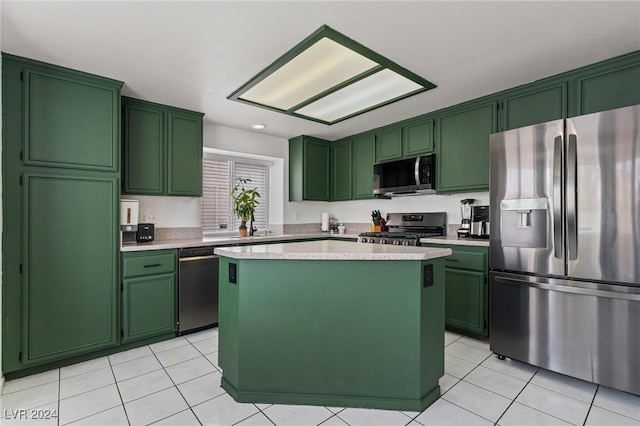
228, 25, 436, 125
251, 124, 266, 130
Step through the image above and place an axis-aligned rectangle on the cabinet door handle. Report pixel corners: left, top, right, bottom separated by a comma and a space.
143, 263, 162, 268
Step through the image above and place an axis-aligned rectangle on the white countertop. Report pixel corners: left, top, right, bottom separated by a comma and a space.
420, 235, 490, 247
214, 240, 452, 261
120, 232, 359, 252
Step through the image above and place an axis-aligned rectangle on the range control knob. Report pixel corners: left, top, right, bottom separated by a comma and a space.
380, 239, 387, 244
368, 238, 375, 243
392, 240, 401, 245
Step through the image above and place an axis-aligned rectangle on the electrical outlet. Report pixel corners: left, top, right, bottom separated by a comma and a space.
294, 211, 300, 221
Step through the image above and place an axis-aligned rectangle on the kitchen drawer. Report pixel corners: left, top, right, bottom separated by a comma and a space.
444, 250, 486, 272
123, 250, 177, 278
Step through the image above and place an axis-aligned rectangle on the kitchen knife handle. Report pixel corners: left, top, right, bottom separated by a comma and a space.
553, 135, 563, 259
566, 134, 578, 261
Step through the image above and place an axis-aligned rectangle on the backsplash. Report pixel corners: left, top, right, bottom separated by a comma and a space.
283, 223, 369, 235
154, 227, 203, 241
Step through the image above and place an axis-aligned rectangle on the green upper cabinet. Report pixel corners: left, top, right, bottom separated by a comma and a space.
501, 82, 567, 130
22, 171, 119, 366
331, 138, 352, 201
575, 62, 640, 115
122, 100, 164, 194
289, 135, 331, 201
403, 116, 434, 156
375, 118, 433, 163
436, 101, 498, 193
352, 133, 376, 199
122, 96, 204, 197
22, 66, 120, 172
375, 127, 403, 162
167, 111, 203, 196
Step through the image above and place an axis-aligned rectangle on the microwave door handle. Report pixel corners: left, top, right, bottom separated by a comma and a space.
414, 157, 420, 186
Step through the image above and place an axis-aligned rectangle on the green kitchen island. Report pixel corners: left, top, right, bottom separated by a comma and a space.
213, 240, 451, 411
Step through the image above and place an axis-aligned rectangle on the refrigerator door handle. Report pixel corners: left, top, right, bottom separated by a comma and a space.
494, 275, 640, 301
553, 135, 563, 259
567, 134, 578, 260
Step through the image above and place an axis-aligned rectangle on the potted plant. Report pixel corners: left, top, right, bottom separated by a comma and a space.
231, 177, 261, 236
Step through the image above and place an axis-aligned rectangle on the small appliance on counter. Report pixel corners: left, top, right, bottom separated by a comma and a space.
136, 223, 155, 243
470, 205, 490, 238
120, 199, 139, 244
457, 199, 475, 238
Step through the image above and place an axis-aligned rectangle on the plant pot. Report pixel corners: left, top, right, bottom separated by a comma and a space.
239, 226, 248, 237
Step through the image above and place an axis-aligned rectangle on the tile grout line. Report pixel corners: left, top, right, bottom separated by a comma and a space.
148, 339, 203, 426
108, 350, 132, 426
581, 384, 600, 426
57, 368, 61, 426
439, 353, 506, 425
493, 365, 540, 425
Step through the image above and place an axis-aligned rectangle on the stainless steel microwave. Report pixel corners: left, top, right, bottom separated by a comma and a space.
373, 154, 435, 197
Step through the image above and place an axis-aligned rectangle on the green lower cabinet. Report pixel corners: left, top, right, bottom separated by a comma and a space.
424, 244, 488, 337
122, 250, 177, 343
443, 268, 486, 336
218, 257, 444, 411
122, 274, 176, 343
22, 172, 119, 366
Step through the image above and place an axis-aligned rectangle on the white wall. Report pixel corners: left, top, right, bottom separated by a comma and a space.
288, 192, 490, 228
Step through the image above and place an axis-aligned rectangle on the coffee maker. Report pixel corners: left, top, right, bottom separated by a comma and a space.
120, 199, 139, 244
457, 199, 475, 238
471, 205, 490, 239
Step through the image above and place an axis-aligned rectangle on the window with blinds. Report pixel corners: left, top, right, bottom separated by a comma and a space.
201, 156, 269, 234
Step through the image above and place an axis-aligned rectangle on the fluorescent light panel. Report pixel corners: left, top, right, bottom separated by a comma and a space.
239, 38, 378, 111
228, 25, 436, 125
295, 69, 423, 122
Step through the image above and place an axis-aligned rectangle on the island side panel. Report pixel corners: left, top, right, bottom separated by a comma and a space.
218, 256, 445, 411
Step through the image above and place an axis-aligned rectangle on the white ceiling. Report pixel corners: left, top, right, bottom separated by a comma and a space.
2, 1, 639, 141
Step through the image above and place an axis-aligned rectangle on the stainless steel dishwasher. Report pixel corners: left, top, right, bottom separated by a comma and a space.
178, 246, 219, 335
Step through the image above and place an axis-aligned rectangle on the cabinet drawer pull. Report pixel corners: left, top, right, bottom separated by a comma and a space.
445, 258, 459, 262
143, 263, 162, 268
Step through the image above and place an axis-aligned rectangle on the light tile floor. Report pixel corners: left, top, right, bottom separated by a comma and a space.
1, 329, 638, 425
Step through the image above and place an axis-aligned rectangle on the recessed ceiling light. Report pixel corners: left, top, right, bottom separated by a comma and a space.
251, 124, 266, 130
228, 25, 436, 125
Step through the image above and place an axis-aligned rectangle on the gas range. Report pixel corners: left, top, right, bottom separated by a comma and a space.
358, 212, 446, 246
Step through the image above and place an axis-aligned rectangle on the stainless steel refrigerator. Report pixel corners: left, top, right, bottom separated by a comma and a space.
489, 104, 640, 396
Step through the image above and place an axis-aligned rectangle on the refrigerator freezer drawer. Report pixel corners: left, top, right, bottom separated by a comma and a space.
490, 271, 640, 396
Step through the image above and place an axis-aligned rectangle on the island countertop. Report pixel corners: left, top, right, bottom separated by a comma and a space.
214, 239, 452, 260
